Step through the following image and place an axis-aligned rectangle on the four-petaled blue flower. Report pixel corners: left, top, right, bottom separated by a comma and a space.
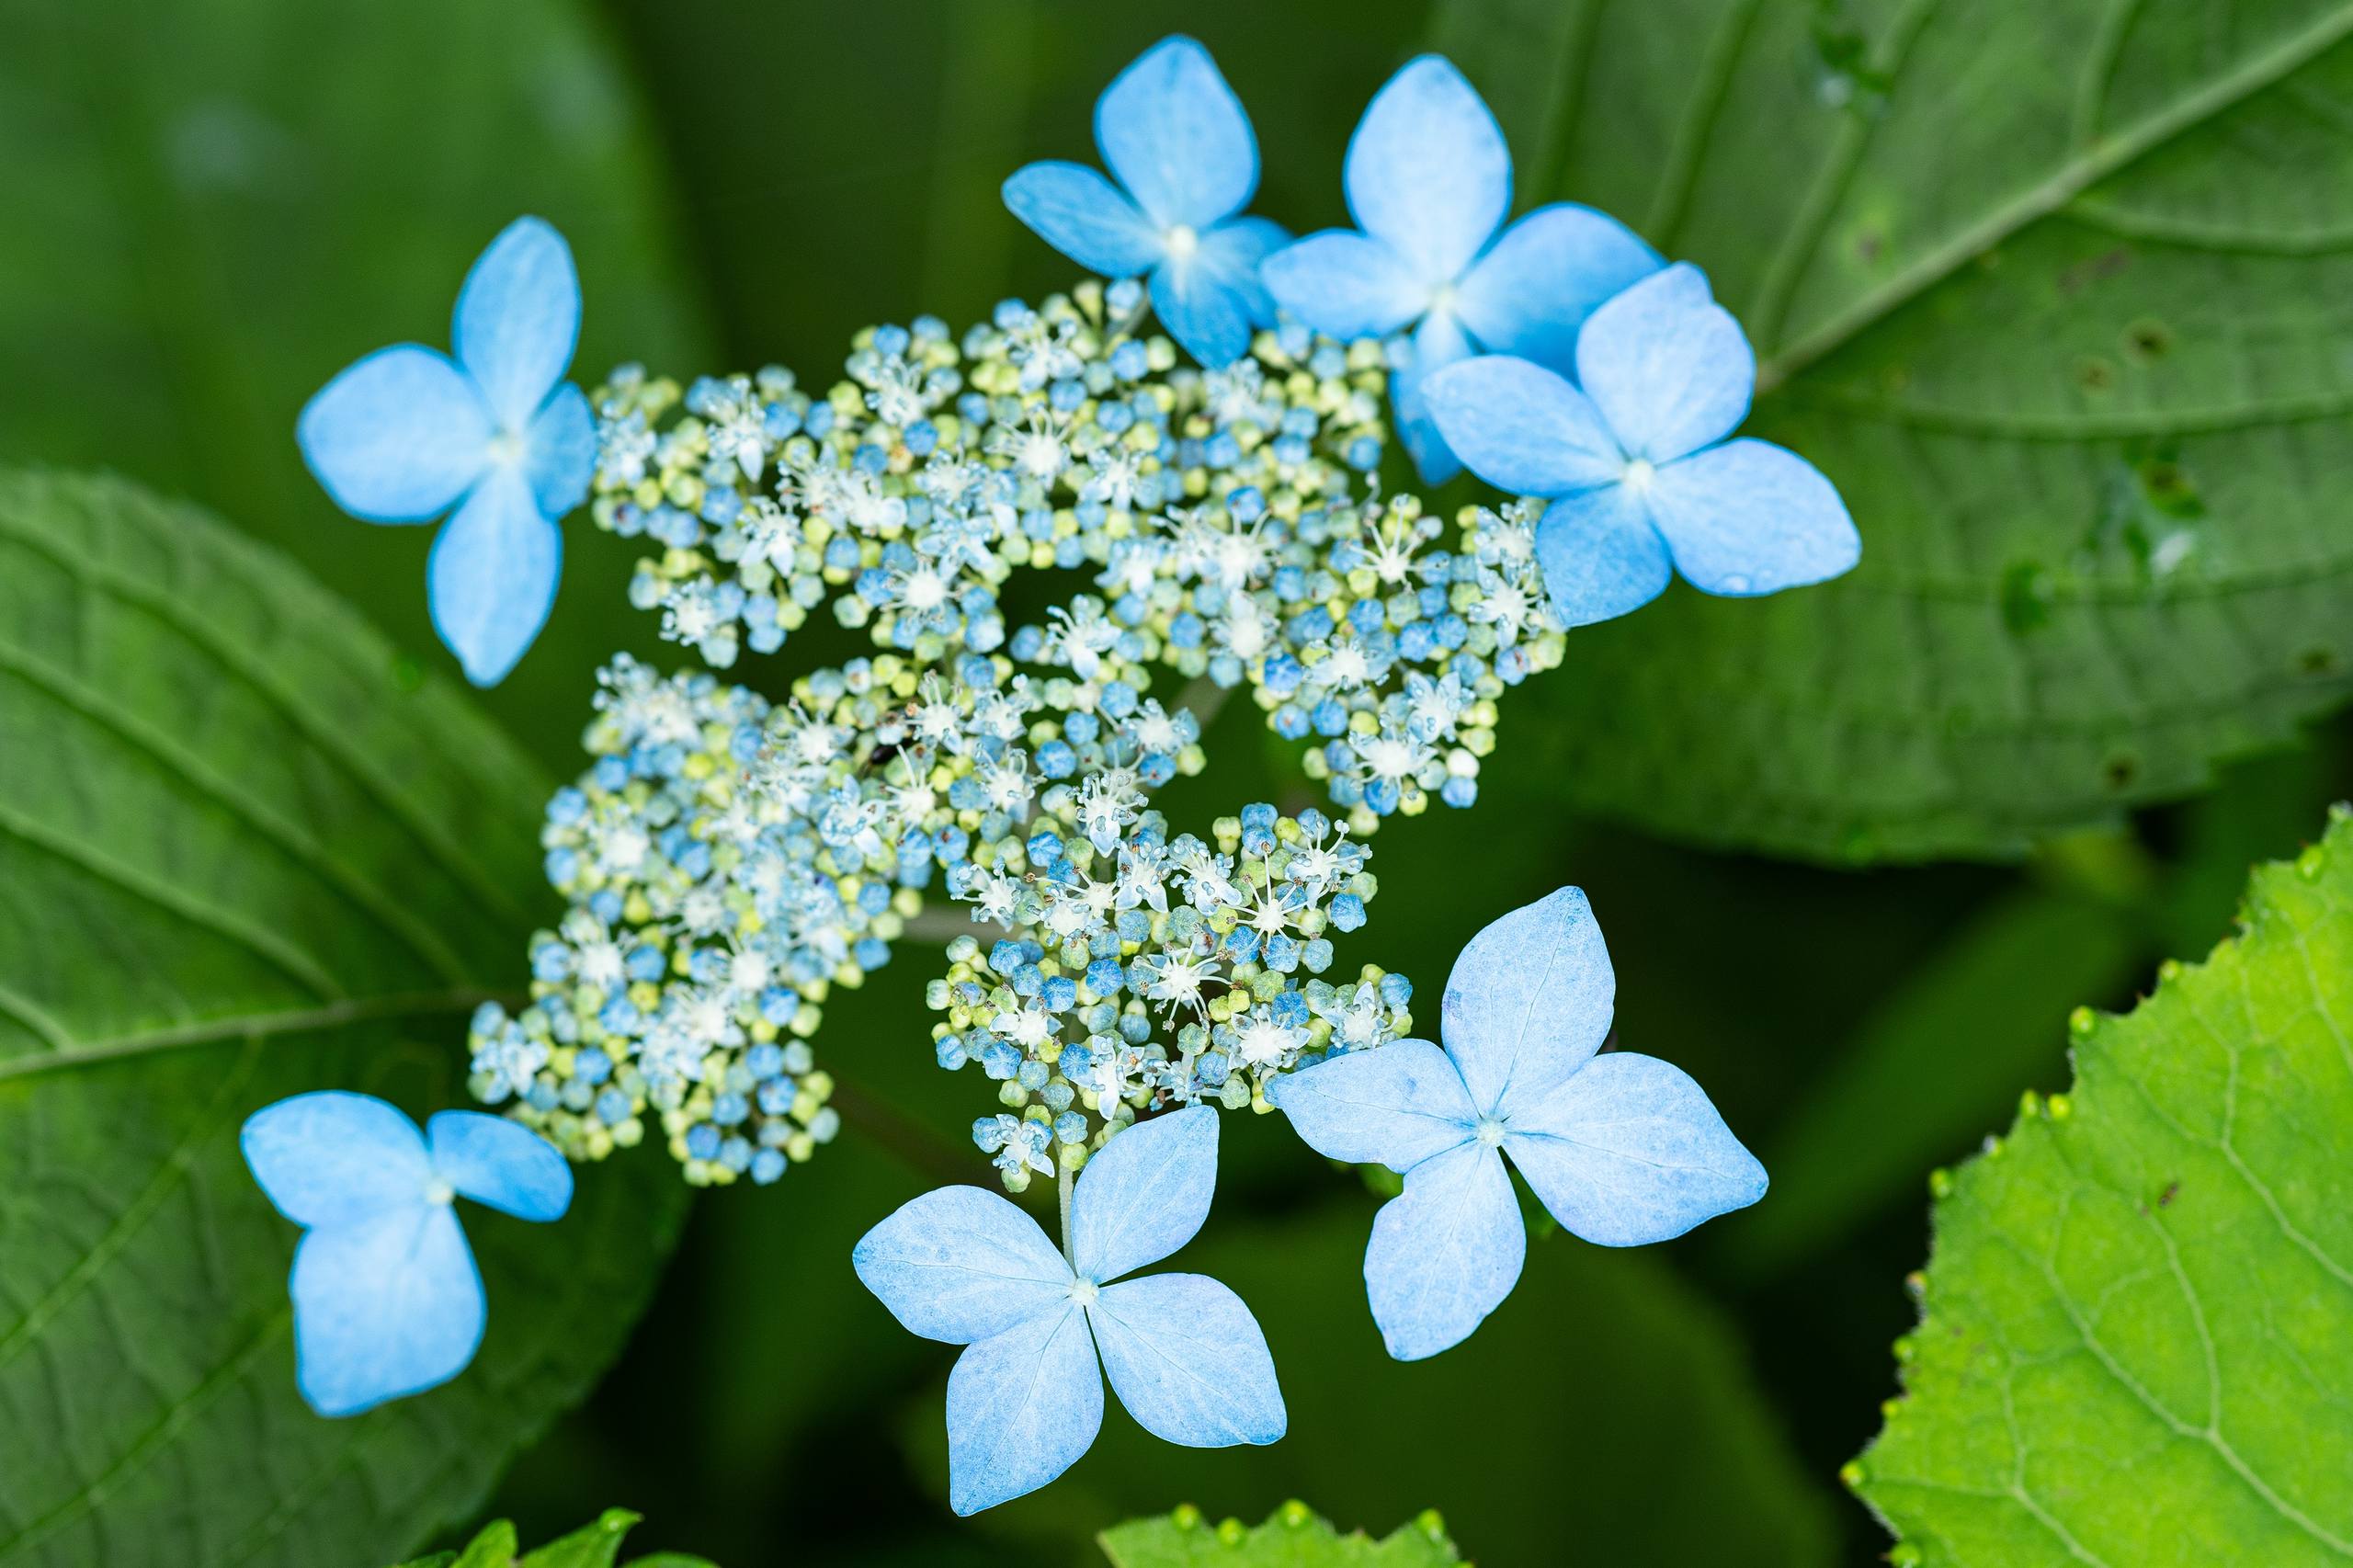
1003, 36, 1287, 369
1424, 264, 1860, 627
853, 1105, 1284, 1513
1267, 888, 1765, 1360
1261, 56, 1661, 483
242, 1090, 573, 1416
297, 216, 595, 687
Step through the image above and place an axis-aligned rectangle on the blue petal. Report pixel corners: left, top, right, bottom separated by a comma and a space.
1443, 887, 1615, 1118
1260, 231, 1427, 341
1095, 36, 1257, 231
1643, 438, 1861, 597
1151, 232, 1266, 368
526, 382, 595, 517
946, 1305, 1102, 1515
1392, 311, 1476, 485
1090, 1273, 1285, 1446
1575, 263, 1752, 463
1200, 216, 1288, 324
290, 1201, 483, 1416
1265, 1039, 1475, 1173
1456, 204, 1664, 371
1002, 162, 1164, 278
453, 216, 581, 432
1534, 489, 1673, 628
1345, 56, 1509, 287
426, 466, 562, 687
426, 1111, 572, 1222
1364, 1141, 1522, 1361
297, 346, 492, 523
1067, 1104, 1216, 1283
1420, 354, 1621, 500
853, 1185, 1074, 1344
242, 1092, 430, 1229
1504, 1052, 1768, 1246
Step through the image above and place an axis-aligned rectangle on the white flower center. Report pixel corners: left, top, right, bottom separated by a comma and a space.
1165, 224, 1199, 259
425, 1178, 457, 1206
1622, 458, 1656, 492
1069, 1278, 1100, 1307
1429, 281, 1461, 316
1473, 1117, 1506, 1148
487, 430, 529, 468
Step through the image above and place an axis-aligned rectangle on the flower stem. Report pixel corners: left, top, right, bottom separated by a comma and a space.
1058, 1161, 1075, 1256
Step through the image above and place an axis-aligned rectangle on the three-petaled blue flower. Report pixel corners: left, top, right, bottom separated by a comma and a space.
853, 1106, 1283, 1514
1424, 264, 1861, 627
297, 216, 595, 686
1267, 888, 1765, 1361
1261, 55, 1661, 483
242, 1091, 573, 1416
1003, 36, 1287, 369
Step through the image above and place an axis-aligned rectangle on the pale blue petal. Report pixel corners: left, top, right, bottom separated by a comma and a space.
1067, 1105, 1216, 1283
297, 346, 491, 523
1455, 203, 1664, 370
1002, 162, 1164, 278
1151, 248, 1255, 368
1420, 354, 1621, 500
1364, 1141, 1522, 1361
1095, 36, 1256, 230
525, 382, 595, 517
1392, 311, 1475, 485
426, 1111, 572, 1222
1265, 1040, 1476, 1173
1443, 887, 1615, 1118
1575, 263, 1752, 463
1505, 1052, 1768, 1246
1260, 231, 1427, 341
1534, 489, 1673, 628
1643, 438, 1861, 597
242, 1092, 430, 1229
426, 465, 562, 687
1199, 215, 1288, 324
1345, 56, 1509, 287
453, 216, 580, 431
1090, 1273, 1285, 1446
290, 1201, 483, 1417
945, 1305, 1102, 1515
853, 1185, 1074, 1344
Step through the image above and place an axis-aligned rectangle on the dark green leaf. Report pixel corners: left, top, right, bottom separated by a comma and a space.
1098, 1502, 1462, 1567
0, 0, 712, 769
1435, 0, 2353, 861
1854, 807, 2353, 1562
0, 470, 686, 1567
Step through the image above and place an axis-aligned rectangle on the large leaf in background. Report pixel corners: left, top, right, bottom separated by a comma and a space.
1099, 1503, 1462, 1568
1853, 807, 2353, 1562
1434, 0, 2353, 861
0, 0, 710, 768
0, 471, 687, 1567
913, 1199, 1838, 1566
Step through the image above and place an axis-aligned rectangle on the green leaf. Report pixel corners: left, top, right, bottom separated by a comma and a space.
1852, 805, 2353, 1562
1098, 1502, 1463, 1567
1433, 0, 2353, 861
0, 470, 687, 1567
0, 0, 710, 770
392, 1510, 717, 1568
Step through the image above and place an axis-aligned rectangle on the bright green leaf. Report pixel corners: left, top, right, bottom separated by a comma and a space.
1434, 0, 2353, 861
1098, 1501, 1463, 1567
392, 1509, 717, 1568
0, 0, 710, 769
1853, 806, 2353, 1562
0, 470, 687, 1567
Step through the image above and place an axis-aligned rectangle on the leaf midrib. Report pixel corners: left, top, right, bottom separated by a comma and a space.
0, 990, 511, 1084
1752, 0, 2353, 394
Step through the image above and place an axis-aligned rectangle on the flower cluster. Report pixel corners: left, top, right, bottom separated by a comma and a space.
930, 801, 1411, 1187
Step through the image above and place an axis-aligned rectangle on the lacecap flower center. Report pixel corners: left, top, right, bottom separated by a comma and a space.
1164, 224, 1199, 259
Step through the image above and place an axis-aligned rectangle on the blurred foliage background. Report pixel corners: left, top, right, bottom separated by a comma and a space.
5, 0, 2350, 1562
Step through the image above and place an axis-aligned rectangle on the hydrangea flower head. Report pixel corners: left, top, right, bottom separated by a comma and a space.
852, 1106, 1284, 1513
1002, 36, 1286, 367
1267, 887, 1764, 1360
241, 1091, 573, 1415
297, 216, 594, 685
1261, 55, 1661, 483
1424, 264, 1860, 627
